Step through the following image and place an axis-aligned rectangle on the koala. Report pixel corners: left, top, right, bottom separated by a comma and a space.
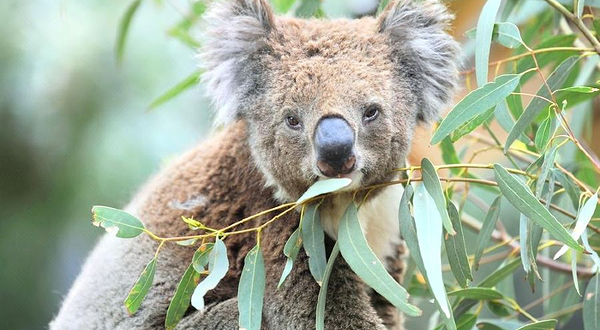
50, 0, 459, 329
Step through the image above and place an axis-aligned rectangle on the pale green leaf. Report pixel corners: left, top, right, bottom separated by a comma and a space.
296, 178, 351, 204
124, 258, 156, 315
165, 263, 201, 330
534, 115, 557, 152
338, 202, 421, 316
192, 243, 213, 273
301, 203, 327, 284
148, 71, 202, 110
316, 242, 339, 330
295, 0, 323, 18
413, 183, 451, 319
444, 201, 472, 287
278, 228, 302, 289
398, 186, 426, 274
238, 245, 266, 330
271, 0, 296, 13
505, 56, 580, 153
480, 258, 522, 287
456, 313, 478, 330
466, 22, 523, 49
584, 273, 600, 330
474, 196, 502, 270
552, 169, 580, 210
421, 158, 455, 235
447, 287, 503, 300
431, 74, 521, 145
91, 206, 145, 238
191, 238, 229, 310
554, 192, 598, 259
572, 249, 581, 296
451, 108, 495, 142
576, 0, 586, 18
115, 0, 142, 63
475, 0, 502, 86
175, 238, 198, 246
515, 319, 557, 330
493, 164, 583, 252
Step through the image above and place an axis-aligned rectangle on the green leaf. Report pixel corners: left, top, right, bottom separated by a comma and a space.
124, 257, 156, 315
535, 146, 558, 199
534, 115, 557, 152
456, 313, 478, 330
413, 183, 452, 319
488, 301, 512, 317
301, 203, 327, 284
480, 258, 522, 287
448, 287, 503, 300
278, 228, 302, 289
297, 178, 351, 204
478, 319, 527, 330
91, 206, 145, 238
444, 201, 473, 287
316, 242, 339, 330
295, 0, 323, 18
582, 230, 600, 270
554, 86, 600, 94
377, 0, 391, 14
338, 202, 421, 316
431, 74, 521, 145
191, 238, 229, 310
552, 169, 580, 210
238, 245, 266, 330
572, 249, 581, 296
474, 196, 502, 270
148, 71, 202, 110
451, 107, 495, 142
505, 56, 581, 153
495, 100, 532, 144
115, 0, 142, 63
398, 186, 426, 274
175, 238, 198, 246
515, 319, 558, 330
192, 243, 213, 273
271, 0, 296, 13
554, 192, 598, 259
165, 263, 201, 330
466, 22, 523, 49
576, 0, 585, 18
475, 0, 502, 86
421, 158, 455, 235
440, 137, 462, 172
516, 34, 578, 77
594, 19, 600, 37
493, 164, 584, 252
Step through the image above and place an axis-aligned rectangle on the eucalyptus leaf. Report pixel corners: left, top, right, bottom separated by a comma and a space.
475, 0, 502, 86
338, 202, 421, 316
421, 158, 455, 235
124, 258, 156, 315
91, 206, 145, 238
278, 228, 302, 288
466, 22, 523, 49
493, 164, 583, 252
165, 263, 201, 330
115, 0, 142, 63
451, 108, 495, 143
296, 178, 351, 204
148, 71, 202, 110
447, 287, 503, 300
431, 74, 522, 145
301, 203, 327, 284
534, 115, 557, 152
413, 183, 452, 319
191, 238, 229, 310
474, 196, 502, 270
515, 319, 557, 330
316, 242, 339, 330
238, 245, 266, 330
272, 0, 296, 13
192, 243, 213, 273
554, 192, 598, 259
445, 201, 473, 288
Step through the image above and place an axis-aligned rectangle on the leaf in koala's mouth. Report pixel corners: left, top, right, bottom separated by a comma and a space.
296, 178, 352, 204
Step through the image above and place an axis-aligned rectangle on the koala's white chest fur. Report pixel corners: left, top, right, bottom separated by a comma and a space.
320, 183, 404, 264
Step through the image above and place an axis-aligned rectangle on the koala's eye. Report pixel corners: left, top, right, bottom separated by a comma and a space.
363, 104, 381, 122
286, 115, 301, 129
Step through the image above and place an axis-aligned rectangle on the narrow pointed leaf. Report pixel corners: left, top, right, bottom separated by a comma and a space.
576, 0, 585, 18
192, 243, 213, 273
554, 192, 598, 259
582, 230, 600, 270
165, 263, 201, 330
480, 258, 522, 287
148, 71, 202, 110
125, 258, 156, 315
175, 238, 198, 246
431, 74, 521, 144
505, 56, 580, 153
413, 183, 451, 319
493, 164, 583, 252
278, 228, 302, 288
466, 22, 524, 49
584, 273, 600, 330
316, 242, 340, 330
535, 147, 558, 199
92, 206, 145, 238
302, 204, 327, 284
534, 115, 557, 152
447, 287, 503, 300
339, 202, 421, 316
445, 201, 472, 287
191, 238, 229, 310
475, 0, 502, 86
297, 178, 351, 204
552, 169, 580, 210
572, 249, 581, 295
474, 196, 502, 270
421, 158, 455, 235
456, 313, 478, 330
516, 320, 557, 330
451, 108, 495, 142
238, 245, 266, 330
399, 186, 426, 272
115, 0, 142, 63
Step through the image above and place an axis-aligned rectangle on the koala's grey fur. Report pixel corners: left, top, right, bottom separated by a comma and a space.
50, 1, 459, 329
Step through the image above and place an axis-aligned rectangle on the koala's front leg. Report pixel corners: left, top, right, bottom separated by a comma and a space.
263, 250, 386, 330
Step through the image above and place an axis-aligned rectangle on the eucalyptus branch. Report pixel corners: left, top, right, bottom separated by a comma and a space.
543, 0, 600, 55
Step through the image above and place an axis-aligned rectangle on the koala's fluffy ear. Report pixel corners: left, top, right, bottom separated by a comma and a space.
200, 0, 275, 126
377, 0, 460, 123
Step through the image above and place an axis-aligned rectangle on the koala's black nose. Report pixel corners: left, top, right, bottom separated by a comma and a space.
314, 117, 356, 177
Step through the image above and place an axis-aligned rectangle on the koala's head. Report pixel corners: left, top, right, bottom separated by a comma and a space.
200, 0, 460, 201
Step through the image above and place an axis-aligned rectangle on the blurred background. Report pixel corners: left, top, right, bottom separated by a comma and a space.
0, 0, 597, 329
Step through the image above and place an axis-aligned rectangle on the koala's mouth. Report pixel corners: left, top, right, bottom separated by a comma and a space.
317, 170, 364, 190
